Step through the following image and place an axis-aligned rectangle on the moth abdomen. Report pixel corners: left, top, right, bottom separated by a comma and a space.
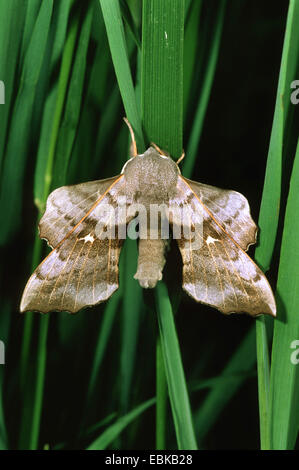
134, 237, 168, 289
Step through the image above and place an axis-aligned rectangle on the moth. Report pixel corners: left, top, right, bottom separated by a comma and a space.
20, 119, 276, 317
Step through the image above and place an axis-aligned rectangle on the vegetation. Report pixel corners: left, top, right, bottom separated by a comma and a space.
0, 0, 298, 450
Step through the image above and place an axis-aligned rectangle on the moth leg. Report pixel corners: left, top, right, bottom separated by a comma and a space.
134, 238, 168, 288
123, 117, 138, 157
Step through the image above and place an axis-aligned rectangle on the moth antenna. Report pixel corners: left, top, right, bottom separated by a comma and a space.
123, 117, 138, 157
176, 150, 185, 165
150, 142, 167, 156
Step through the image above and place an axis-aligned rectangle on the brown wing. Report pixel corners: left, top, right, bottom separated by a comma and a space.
183, 177, 257, 251
39, 176, 121, 249
20, 175, 128, 313
169, 176, 276, 317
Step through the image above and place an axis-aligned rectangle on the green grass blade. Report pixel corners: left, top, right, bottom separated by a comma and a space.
87, 398, 155, 450
0, 0, 25, 169
19, 235, 43, 390
20, 0, 41, 62
119, 0, 141, 49
270, 138, 299, 449
99, 0, 145, 151
53, 3, 94, 188
193, 327, 257, 442
155, 283, 197, 450
255, 316, 271, 449
34, 11, 80, 209
19, 3, 73, 440
85, 294, 120, 413
183, 0, 202, 120
0, 0, 54, 244
254, 0, 299, 449
93, 86, 122, 173
33, 0, 73, 204
156, 337, 167, 450
255, 0, 299, 272
141, 0, 184, 158
190, 370, 256, 393
20, 5, 85, 450
183, 0, 226, 177
120, 239, 143, 413
141, 0, 197, 450
0, 301, 11, 449
28, 316, 49, 450
54, 412, 117, 450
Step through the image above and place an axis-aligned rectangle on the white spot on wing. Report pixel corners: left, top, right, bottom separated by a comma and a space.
206, 235, 219, 245
79, 233, 95, 243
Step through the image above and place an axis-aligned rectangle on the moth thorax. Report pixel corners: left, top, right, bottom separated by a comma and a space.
123, 148, 179, 202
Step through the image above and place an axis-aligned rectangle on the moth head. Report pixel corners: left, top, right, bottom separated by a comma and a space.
121, 146, 180, 202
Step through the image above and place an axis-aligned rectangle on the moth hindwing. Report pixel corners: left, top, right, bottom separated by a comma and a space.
21, 146, 276, 317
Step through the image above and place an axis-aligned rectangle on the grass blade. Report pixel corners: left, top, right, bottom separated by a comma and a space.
183, 0, 226, 177
156, 337, 167, 449
255, 316, 271, 449
270, 138, 299, 449
87, 398, 155, 450
53, 3, 94, 188
28, 316, 49, 450
20, 5, 83, 450
155, 283, 197, 450
34, 11, 80, 209
86, 295, 120, 408
254, 0, 299, 449
193, 327, 257, 442
255, 0, 299, 273
141, 0, 197, 450
119, 0, 141, 49
120, 239, 143, 413
98, 0, 145, 151
19, 0, 73, 423
0, 0, 54, 244
0, 0, 25, 169
20, 0, 41, 62
0, 301, 10, 449
141, 0, 184, 157
183, 0, 203, 119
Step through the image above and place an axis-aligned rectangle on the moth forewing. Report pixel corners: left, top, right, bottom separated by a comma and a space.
20, 175, 128, 313
21, 141, 276, 318
184, 177, 258, 251
38, 176, 123, 249
170, 176, 276, 317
